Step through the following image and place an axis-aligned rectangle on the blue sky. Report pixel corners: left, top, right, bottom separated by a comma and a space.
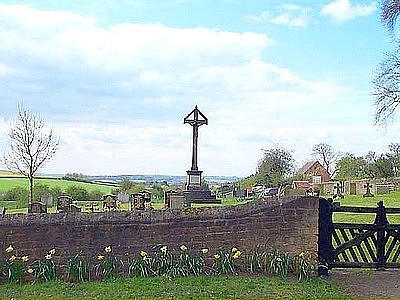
0, 0, 398, 176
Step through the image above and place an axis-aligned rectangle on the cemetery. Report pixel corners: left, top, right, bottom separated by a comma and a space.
1, 105, 400, 299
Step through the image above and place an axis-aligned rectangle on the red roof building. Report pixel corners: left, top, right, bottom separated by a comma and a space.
298, 161, 331, 183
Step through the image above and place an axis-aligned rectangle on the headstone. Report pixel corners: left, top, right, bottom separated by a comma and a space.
103, 194, 117, 211
41, 194, 53, 207
28, 202, 47, 213
363, 182, 374, 198
130, 193, 145, 210
57, 195, 73, 213
170, 195, 185, 209
117, 191, 130, 203
333, 182, 344, 199
0, 207, 6, 215
164, 190, 179, 208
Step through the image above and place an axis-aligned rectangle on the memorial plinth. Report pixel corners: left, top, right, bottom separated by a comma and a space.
183, 106, 220, 204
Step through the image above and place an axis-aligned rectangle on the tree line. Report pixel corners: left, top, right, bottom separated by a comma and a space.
240, 142, 400, 189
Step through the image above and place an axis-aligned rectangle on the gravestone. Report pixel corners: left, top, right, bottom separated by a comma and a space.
183, 106, 220, 204
130, 193, 145, 210
333, 182, 344, 199
363, 182, 374, 197
170, 195, 185, 209
0, 207, 6, 215
57, 195, 81, 213
28, 202, 47, 213
41, 194, 53, 207
117, 191, 130, 203
103, 194, 117, 211
164, 190, 179, 208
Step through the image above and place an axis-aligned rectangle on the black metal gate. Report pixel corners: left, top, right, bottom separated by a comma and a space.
319, 198, 400, 273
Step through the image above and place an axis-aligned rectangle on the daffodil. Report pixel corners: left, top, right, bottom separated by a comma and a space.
22, 255, 29, 262
231, 247, 238, 253
98, 255, 104, 261
6, 245, 13, 253
45, 254, 52, 260
201, 248, 209, 254
9, 255, 16, 262
214, 254, 220, 259
143, 256, 147, 261
276, 257, 282, 262
161, 246, 168, 253
233, 251, 242, 259
27, 268, 34, 274
299, 252, 305, 258
180, 245, 187, 251
140, 251, 147, 257
104, 246, 112, 253
49, 248, 56, 255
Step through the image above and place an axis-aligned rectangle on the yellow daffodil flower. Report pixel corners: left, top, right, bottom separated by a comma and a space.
161, 246, 168, 253
276, 257, 282, 262
45, 254, 52, 260
180, 245, 187, 251
231, 247, 238, 253
9, 255, 16, 262
6, 245, 13, 253
233, 251, 242, 259
201, 248, 209, 254
98, 255, 104, 261
299, 252, 305, 258
104, 246, 112, 253
214, 254, 220, 259
49, 249, 56, 255
140, 251, 147, 257
22, 255, 29, 262
143, 256, 147, 261
27, 268, 34, 274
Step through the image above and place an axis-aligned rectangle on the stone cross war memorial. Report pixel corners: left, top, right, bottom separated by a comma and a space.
183, 105, 220, 204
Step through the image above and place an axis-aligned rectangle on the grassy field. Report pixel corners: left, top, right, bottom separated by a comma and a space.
0, 177, 114, 195
0, 276, 346, 300
326, 191, 400, 223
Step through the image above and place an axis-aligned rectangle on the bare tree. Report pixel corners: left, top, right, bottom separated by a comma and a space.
381, 0, 400, 33
372, 1, 400, 125
312, 143, 339, 178
3, 107, 59, 204
372, 49, 400, 125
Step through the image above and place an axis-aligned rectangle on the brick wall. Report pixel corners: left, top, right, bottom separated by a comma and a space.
0, 196, 319, 261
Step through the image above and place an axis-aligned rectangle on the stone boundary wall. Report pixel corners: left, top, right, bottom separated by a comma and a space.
0, 196, 319, 262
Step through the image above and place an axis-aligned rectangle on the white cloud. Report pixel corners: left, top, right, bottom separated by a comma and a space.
320, 0, 376, 22
246, 4, 311, 28
0, 3, 385, 176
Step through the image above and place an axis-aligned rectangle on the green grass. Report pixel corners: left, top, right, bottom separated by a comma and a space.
324, 191, 400, 224
0, 276, 346, 300
0, 177, 113, 195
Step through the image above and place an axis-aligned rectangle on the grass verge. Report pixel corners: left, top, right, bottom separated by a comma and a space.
0, 275, 346, 300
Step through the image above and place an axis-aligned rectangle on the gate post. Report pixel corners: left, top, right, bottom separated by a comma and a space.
318, 198, 334, 275
375, 201, 389, 270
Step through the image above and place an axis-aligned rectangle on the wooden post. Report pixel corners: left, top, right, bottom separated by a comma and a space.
375, 201, 388, 270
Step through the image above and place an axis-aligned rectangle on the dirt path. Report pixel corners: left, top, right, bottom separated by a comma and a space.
329, 269, 400, 298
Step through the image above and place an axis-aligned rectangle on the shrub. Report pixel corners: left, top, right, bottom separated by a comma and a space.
65, 185, 89, 201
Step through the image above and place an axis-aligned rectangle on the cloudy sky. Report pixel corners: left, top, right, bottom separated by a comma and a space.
0, 0, 397, 177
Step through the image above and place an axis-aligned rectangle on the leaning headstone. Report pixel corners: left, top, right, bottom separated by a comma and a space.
28, 202, 47, 213
363, 182, 374, 198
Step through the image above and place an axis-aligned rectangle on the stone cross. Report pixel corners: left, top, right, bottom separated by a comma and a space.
184, 105, 208, 171
363, 182, 374, 197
